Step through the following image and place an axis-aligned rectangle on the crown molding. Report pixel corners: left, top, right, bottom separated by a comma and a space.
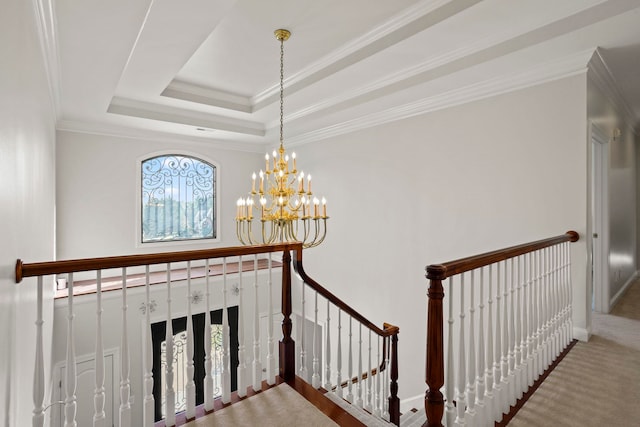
56, 119, 266, 153
107, 97, 265, 136
162, 80, 253, 113
251, 0, 480, 110
33, 0, 61, 119
287, 49, 593, 147
587, 48, 637, 133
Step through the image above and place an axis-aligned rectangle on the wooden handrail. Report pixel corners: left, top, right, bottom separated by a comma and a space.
426, 230, 579, 281
423, 230, 579, 427
292, 250, 399, 338
293, 249, 400, 425
15, 243, 301, 283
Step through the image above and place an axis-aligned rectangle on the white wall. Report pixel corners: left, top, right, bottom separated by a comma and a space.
587, 70, 637, 309
0, 0, 57, 425
56, 131, 262, 260
292, 75, 589, 401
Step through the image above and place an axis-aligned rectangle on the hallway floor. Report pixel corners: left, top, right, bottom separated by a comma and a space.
509, 279, 640, 426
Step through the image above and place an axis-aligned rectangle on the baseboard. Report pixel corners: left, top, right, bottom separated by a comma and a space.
400, 393, 423, 414
573, 326, 590, 342
609, 271, 638, 310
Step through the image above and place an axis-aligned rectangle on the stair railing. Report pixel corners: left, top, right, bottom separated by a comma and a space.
291, 249, 401, 425
423, 231, 579, 427
17, 242, 400, 427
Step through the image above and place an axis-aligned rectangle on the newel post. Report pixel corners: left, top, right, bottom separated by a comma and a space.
279, 249, 295, 381
424, 265, 445, 427
388, 329, 400, 426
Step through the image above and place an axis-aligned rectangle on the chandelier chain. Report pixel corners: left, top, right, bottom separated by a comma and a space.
279, 38, 284, 145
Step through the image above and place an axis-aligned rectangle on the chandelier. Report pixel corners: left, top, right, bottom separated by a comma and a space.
235, 29, 328, 249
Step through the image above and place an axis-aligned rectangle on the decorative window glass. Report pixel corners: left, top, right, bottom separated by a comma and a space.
141, 154, 216, 243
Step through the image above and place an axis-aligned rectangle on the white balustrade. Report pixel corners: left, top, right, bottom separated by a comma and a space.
185, 262, 196, 419
335, 310, 343, 399
252, 255, 262, 391
311, 291, 320, 388
142, 268, 153, 426
221, 259, 231, 404
431, 236, 577, 427
237, 255, 247, 398
119, 268, 131, 427
33, 276, 45, 427
266, 254, 276, 385
204, 259, 214, 411
165, 266, 176, 427
299, 281, 308, 381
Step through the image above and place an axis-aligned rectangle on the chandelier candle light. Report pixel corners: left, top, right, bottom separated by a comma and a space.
235, 29, 328, 248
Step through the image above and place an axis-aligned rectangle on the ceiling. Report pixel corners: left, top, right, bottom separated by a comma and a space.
51, 0, 640, 151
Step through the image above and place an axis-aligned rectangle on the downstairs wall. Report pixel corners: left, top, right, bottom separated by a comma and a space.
0, 0, 57, 425
56, 130, 263, 260
292, 74, 589, 403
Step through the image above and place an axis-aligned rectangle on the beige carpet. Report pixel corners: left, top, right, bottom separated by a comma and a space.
509, 279, 640, 427
184, 383, 339, 427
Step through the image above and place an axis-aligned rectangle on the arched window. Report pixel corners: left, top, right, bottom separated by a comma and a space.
141, 154, 216, 243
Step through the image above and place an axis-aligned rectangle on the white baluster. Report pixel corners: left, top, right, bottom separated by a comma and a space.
476, 268, 486, 425
237, 255, 247, 398
356, 323, 363, 407
299, 281, 308, 381
165, 265, 175, 426
266, 254, 276, 385
373, 335, 381, 418
142, 268, 153, 426
324, 300, 332, 390
253, 255, 262, 391
553, 245, 562, 357
484, 266, 495, 424
445, 278, 455, 427
534, 250, 543, 378
65, 273, 77, 427
383, 336, 390, 421
501, 261, 510, 414
526, 252, 535, 386
493, 263, 503, 420
119, 268, 131, 427
567, 242, 574, 340
562, 242, 571, 346
542, 248, 551, 369
33, 276, 45, 427
520, 253, 531, 391
454, 275, 467, 427
515, 257, 523, 400
466, 272, 477, 423
221, 259, 231, 403
311, 291, 320, 388
335, 310, 343, 398
186, 262, 196, 419
365, 329, 372, 412
346, 316, 353, 402
204, 260, 214, 411
507, 259, 516, 407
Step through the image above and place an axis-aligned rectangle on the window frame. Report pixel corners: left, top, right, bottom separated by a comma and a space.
136, 150, 221, 248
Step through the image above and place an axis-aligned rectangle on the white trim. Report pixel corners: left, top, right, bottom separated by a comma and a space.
589, 122, 611, 314
162, 80, 253, 114
587, 49, 637, 135
251, 0, 459, 108
56, 120, 266, 154
400, 393, 424, 414
610, 271, 638, 310
287, 50, 593, 147
32, 0, 61, 119
573, 327, 590, 342
135, 150, 221, 249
